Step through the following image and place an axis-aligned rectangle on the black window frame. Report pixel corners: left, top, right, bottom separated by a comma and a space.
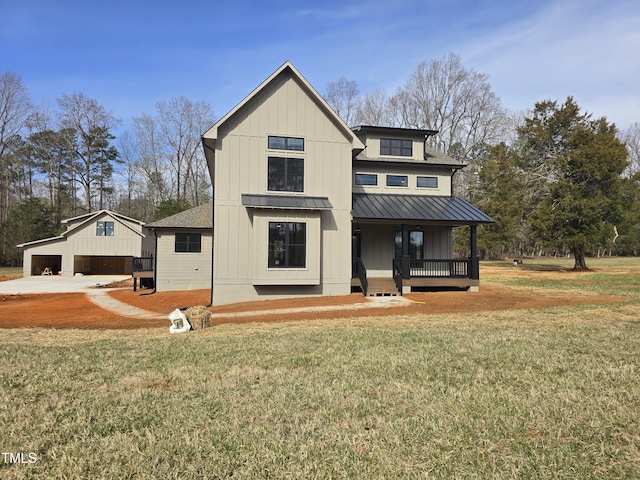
268, 135, 305, 151
417, 176, 438, 188
96, 221, 114, 236
354, 173, 378, 186
386, 175, 409, 187
175, 232, 202, 253
380, 138, 412, 157
268, 222, 306, 268
394, 230, 425, 260
268, 156, 304, 192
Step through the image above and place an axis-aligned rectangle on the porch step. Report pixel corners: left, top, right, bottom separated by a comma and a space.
366, 277, 400, 296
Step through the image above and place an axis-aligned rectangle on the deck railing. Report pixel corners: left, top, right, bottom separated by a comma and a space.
132, 256, 154, 273
352, 258, 368, 296
403, 258, 470, 278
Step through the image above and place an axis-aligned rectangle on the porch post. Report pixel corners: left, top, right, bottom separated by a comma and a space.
469, 225, 479, 280
402, 224, 410, 279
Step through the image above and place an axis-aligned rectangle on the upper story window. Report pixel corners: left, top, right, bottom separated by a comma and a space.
175, 232, 202, 253
268, 157, 304, 192
355, 173, 378, 186
386, 175, 408, 187
96, 221, 114, 236
268, 136, 304, 151
380, 138, 412, 157
417, 176, 438, 188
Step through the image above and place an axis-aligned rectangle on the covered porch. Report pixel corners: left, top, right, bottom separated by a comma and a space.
351, 193, 493, 296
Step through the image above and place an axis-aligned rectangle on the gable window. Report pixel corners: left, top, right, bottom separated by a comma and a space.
394, 230, 425, 259
417, 176, 438, 188
269, 222, 306, 268
268, 157, 304, 192
355, 173, 378, 186
386, 175, 408, 187
268, 136, 304, 151
175, 233, 202, 253
381, 138, 412, 157
96, 221, 114, 236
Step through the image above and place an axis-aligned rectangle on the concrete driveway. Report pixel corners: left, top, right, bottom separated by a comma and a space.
0, 275, 131, 294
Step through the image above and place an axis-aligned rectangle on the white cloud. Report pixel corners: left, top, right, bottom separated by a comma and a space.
460, 0, 640, 128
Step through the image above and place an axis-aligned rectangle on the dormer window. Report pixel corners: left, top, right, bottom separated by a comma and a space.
268, 136, 304, 151
380, 138, 412, 157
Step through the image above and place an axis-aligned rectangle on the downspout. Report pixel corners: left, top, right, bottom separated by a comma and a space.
140, 228, 157, 296
450, 169, 458, 197
206, 203, 214, 307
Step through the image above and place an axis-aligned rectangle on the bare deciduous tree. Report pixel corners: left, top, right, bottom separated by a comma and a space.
325, 77, 360, 127
620, 122, 640, 178
354, 87, 394, 127
0, 71, 34, 222
57, 92, 120, 213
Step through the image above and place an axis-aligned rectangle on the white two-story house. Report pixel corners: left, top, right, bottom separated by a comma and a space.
201, 61, 492, 305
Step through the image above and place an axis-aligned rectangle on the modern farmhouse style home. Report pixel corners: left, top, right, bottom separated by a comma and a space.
201, 61, 493, 305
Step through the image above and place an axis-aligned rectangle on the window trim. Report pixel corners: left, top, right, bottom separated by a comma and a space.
354, 173, 378, 186
380, 138, 412, 157
174, 232, 202, 253
96, 221, 114, 236
268, 156, 304, 192
268, 135, 305, 151
386, 175, 409, 187
417, 176, 438, 188
268, 221, 306, 269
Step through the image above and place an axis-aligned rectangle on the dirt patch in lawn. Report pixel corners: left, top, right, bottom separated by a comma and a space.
0, 282, 626, 329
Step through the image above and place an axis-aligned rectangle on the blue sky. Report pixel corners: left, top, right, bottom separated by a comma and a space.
1, 0, 639, 132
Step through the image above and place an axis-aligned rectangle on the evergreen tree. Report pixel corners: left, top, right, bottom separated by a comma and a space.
521, 98, 628, 269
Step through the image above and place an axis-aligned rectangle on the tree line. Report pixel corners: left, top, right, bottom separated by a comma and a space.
324, 53, 639, 269
0, 72, 215, 265
1, 53, 639, 268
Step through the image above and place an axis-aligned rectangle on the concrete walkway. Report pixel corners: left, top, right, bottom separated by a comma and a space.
85, 289, 166, 320
0, 275, 131, 294
83, 289, 412, 321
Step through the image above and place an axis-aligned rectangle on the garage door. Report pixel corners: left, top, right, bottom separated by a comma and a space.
73, 256, 133, 275
31, 255, 62, 275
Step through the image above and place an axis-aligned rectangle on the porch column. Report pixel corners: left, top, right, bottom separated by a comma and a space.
469, 225, 479, 280
402, 224, 410, 279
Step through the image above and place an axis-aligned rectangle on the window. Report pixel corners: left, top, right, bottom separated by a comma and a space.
381, 138, 412, 157
355, 173, 378, 186
175, 233, 202, 253
417, 176, 438, 188
96, 221, 114, 236
268, 157, 304, 192
394, 230, 425, 259
268, 136, 304, 151
269, 222, 306, 268
386, 175, 408, 187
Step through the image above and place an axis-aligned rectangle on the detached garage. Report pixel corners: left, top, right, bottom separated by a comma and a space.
18, 210, 154, 277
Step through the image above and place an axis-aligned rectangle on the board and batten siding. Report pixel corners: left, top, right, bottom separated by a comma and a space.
212, 69, 353, 305
154, 230, 212, 291
360, 223, 452, 277
353, 164, 452, 196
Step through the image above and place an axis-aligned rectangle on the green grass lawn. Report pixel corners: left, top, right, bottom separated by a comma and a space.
1, 258, 639, 479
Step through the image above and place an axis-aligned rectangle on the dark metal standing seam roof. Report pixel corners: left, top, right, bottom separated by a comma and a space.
242, 194, 333, 210
352, 193, 494, 225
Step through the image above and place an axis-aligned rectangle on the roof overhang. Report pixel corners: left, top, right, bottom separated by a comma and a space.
352, 193, 494, 226
242, 194, 332, 211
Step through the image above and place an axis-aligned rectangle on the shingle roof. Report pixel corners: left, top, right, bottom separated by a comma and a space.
242, 194, 332, 210
147, 202, 213, 229
352, 193, 493, 225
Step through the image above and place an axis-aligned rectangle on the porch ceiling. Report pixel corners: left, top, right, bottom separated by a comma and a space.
352, 193, 494, 225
